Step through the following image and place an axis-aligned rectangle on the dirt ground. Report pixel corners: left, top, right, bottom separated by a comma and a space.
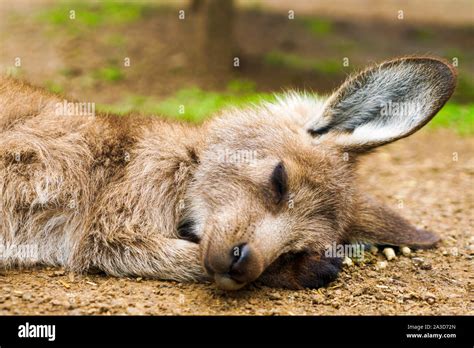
0, 130, 472, 315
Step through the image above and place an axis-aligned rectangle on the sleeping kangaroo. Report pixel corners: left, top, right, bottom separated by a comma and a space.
0, 57, 456, 290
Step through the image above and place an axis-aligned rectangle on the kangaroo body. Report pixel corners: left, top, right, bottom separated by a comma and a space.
0, 80, 206, 281
0, 57, 456, 290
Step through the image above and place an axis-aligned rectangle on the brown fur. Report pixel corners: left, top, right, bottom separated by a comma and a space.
0, 57, 456, 290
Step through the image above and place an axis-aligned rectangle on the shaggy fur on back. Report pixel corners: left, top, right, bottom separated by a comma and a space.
0, 77, 208, 280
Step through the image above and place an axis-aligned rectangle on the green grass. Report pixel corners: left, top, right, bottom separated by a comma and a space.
98, 80, 276, 122
455, 74, 474, 103
104, 34, 127, 47
38, 0, 147, 29
428, 103, 474, 135
45, 81, 64, 95
413, 28, 434, 41
301, 18, 333, 36
265, 51, 343, 74
94, 66, 124, 82
313, 60, 342, 74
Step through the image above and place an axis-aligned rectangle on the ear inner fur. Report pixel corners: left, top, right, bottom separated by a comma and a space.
309, 57, 457, 151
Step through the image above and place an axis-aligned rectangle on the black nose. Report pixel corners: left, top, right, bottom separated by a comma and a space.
228, 243, 251, 282
206, 242, 265, 289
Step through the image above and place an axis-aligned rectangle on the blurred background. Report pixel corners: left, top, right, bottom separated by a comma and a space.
0, 0, 472, 133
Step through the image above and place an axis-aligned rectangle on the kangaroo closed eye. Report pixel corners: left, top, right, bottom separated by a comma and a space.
270, 161, 288, 204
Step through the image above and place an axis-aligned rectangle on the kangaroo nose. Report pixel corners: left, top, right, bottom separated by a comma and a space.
228, 243, 251, 282
205, 243, 264, 290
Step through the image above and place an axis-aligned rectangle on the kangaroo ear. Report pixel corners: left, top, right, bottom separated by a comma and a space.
307, 57, 456, 152
350, 195, 440, 248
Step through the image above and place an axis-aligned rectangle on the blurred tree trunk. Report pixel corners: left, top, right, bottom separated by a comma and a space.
193, 0, 235, 76
190, 0, 204, 12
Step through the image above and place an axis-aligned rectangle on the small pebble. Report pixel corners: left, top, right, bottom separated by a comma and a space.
51, 299, 63, 306
49, 270, 65, 277
312, 294, 324, 304
377, 261, 387, 269
21, 293, 32, 301
450, 247, 459, 257
401, 246, 411, 257
412, 257, 432, 270
342, 256, 353, 266
466, 245, 474, 254
383, 247, 396, 261
268, 292, 282, 301
412, 257, 425, 266
126, 306, 142, 315
424, 293, 436, 305
370, 245, 378, 254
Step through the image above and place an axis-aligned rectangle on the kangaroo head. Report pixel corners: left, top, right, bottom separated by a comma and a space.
186, 57, 456, 290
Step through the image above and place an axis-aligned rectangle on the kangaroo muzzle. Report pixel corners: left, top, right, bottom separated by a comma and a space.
204, 243, 265, 290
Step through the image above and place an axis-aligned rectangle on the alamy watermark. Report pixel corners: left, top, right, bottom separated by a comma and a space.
325, 242, 365, 260
18, 322, 55, 341
55, 99, 95, 117
216, 149, 258, 164
0, 241, 38, 261
380, 100, 422, 117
